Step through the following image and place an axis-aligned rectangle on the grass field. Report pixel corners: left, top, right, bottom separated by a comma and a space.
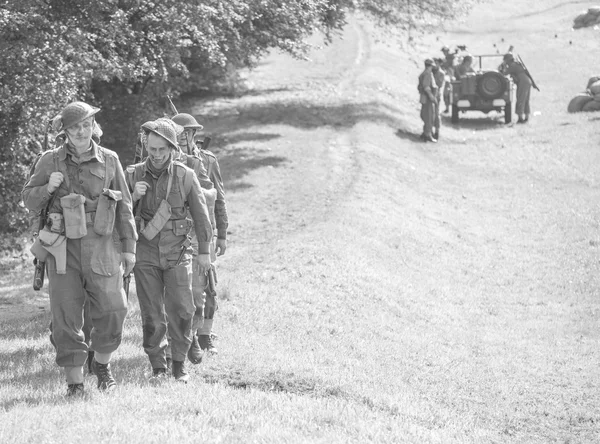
2, 0, 600, 443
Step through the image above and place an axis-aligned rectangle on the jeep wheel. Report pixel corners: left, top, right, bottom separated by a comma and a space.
477, 71, 506, 100
504, 101, 512, 124
451, 104, 459, 124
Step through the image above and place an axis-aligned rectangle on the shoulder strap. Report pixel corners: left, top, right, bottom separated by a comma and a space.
100, 147, 111, 189
53, 148, 72, 193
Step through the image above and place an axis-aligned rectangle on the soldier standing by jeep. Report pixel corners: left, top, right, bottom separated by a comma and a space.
126, 118, 213, 383
173, 113, 228, 356
418, 58, 438, 143
22, 101, 137, 397
432, 59, 446, 140
500, 53, 532, 123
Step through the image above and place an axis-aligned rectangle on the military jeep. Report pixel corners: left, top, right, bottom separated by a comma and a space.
449, 55, 515, 124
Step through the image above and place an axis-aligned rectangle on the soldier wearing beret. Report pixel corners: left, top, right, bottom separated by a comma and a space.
22, 101, 137, 397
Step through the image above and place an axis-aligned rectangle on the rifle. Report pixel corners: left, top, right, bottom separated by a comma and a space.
201, 136, 212, 151
33, 120, 53, 291
123, 273, 131, 300
517, 54, 540, 92
166, 95, 178, 116
206, 265, 217, 300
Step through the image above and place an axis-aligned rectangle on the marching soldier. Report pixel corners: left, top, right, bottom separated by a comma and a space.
173, 112, 228, 356
23, 101, 137, 397
126, 118, 213, 383
499, 53, 532, 123
418, 59, 438, 143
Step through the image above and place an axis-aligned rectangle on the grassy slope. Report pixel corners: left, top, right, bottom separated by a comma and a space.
2, 0, 600, 443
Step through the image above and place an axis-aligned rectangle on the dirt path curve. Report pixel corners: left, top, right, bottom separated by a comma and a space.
185, 20, 373, 264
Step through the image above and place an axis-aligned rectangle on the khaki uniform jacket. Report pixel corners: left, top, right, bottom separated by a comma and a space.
419, 69, 437, 104
196, 147, 228, 240
22, 142, 137, 254
126, 159, 213, 255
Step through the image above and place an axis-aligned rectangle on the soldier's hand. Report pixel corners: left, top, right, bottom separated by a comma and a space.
47, 172, 64, 194
197, 254, 211, 275
215, 238, 227, 256
121, 252, 136, 276
132, 181, 151, 202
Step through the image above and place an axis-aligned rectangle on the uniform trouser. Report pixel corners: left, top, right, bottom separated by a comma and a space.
443, 84, 451, 109
421, 101, 435, 137
433, 99, 441, 134
516, 83, 531, 116
191, 255, 209, 332
47, 233, 127, 368
134, 233, 195, 368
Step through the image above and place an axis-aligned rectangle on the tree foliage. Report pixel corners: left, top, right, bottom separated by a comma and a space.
0, 0, 470, 249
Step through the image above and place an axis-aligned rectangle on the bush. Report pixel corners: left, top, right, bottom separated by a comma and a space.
1, 0, 469, 251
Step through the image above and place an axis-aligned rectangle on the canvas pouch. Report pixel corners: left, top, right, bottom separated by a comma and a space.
141, 199, 172, 241
60, 193, 87, 239
94, 188, 122, 236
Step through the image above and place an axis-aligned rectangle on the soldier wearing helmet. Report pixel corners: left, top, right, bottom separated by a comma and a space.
22, 101, 137, 397
125, 117, 213, 383
418, 58, 438, 143
499, 53, 532, 123
173, 112, 228, 356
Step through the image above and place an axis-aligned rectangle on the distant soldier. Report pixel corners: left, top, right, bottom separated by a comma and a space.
499, 53, 532, 123
418, 58, 438, 143
23, 101, 137, 397
455, 54, 475, 79
432, 59, 446, 140
126, 118, 213, 383
173, 113, 228, 356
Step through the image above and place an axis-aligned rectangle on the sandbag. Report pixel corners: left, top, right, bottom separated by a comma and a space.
587, 76, 600, 89
589, 81, 600, 95
588, 6, 600, 16
567, 93, 594, 113
582, 100, 600, 112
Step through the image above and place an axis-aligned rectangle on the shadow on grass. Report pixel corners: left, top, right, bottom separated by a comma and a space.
218, 147, 288, 190
199, 367, 403, 417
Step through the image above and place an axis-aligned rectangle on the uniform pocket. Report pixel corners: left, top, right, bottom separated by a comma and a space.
60, 193, 87, 239
94, 188, 122, 236
91, 232, 120, 276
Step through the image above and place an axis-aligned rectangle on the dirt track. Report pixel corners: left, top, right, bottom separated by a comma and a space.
2, 0, 600, 440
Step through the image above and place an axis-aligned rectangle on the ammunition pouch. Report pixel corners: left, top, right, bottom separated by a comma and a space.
140, 199, 172, 241
172, 218, 193, 236
94, 188, 122, 236
60, 193, 87, 239
47, 213, 64, 234
38, 226, 61, 247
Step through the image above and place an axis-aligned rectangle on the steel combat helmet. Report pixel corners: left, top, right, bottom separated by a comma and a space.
172, 113, 204, 130
52, 101, 100, 133
503, 53, 514, 62
141, 118, 183, 150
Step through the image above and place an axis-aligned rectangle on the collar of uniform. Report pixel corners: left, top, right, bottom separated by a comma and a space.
59, 140, 103, 163
142, 157, 174, 178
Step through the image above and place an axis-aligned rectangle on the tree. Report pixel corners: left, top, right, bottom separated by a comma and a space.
0, 0, 472, 250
